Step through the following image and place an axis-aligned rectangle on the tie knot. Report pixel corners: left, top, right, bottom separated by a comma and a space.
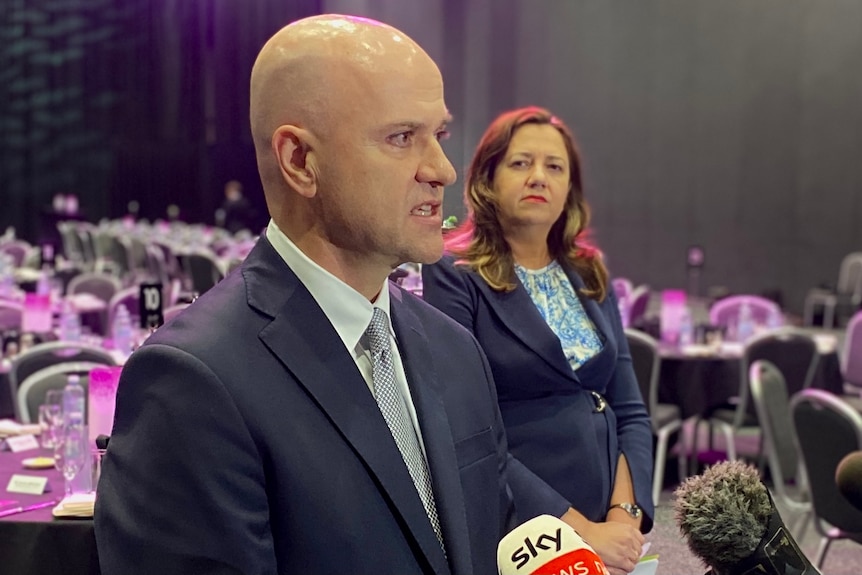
366, 308, 389, 351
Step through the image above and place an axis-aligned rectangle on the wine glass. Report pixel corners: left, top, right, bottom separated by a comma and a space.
54, 424, 86, 497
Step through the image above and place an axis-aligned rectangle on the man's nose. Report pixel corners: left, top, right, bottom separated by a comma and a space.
418, 140, 457, 188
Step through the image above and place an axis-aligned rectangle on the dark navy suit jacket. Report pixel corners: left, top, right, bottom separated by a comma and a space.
95, 238, 555, 575
423, 255, 654, 531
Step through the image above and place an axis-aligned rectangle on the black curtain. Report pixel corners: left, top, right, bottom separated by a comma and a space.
0, 0, 322, 243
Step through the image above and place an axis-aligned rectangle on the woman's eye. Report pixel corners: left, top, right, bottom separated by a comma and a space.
436, 130, 450, 142
549, 164, 564, 172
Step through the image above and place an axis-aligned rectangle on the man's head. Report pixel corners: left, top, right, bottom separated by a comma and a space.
250, 15, 456, 295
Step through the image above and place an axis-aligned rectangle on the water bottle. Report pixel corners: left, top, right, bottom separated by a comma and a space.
36, 267, 52, 296
678, 307, 694, 346
58, 302, 82, 342
113, 304, 134, 356
737, 302, 754, 343
0, 255, 12, 297
63, 374, 85, 427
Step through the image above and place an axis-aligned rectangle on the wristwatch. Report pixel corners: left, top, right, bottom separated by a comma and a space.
608, 502, 642, 519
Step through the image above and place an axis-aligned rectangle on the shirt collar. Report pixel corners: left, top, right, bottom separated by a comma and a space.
265, 219, 392, 350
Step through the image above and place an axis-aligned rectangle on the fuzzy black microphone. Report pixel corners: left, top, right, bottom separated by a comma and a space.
674, 461, 821, 575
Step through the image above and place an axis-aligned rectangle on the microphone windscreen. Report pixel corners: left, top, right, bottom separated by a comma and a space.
836, 450, 862, 511
674, 461, 772, 572
497, 515, 608, 575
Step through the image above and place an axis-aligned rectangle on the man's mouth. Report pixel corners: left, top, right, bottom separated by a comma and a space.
410, 203, 437, 216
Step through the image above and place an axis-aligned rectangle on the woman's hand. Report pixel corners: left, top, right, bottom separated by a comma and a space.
579, 519, 644, 575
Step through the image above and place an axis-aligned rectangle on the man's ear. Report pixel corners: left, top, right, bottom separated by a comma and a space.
272, 125, 318, 198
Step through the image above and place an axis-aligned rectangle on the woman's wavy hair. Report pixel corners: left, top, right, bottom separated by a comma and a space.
445, 106, 608, 301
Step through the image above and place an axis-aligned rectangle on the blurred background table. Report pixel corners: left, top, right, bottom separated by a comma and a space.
0, 447, 99, 575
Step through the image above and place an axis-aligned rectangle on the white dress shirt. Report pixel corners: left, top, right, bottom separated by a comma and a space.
265, 220, 428, 457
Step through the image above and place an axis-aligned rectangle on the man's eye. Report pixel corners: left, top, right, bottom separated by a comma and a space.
435, 130, 451, 142
389, 132, 413, 147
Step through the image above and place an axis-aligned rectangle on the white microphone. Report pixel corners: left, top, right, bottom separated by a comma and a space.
497, 515, 609, 575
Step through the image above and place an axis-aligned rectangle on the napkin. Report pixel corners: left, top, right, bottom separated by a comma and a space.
52, 492, 95, 518
0, 419, 42, 438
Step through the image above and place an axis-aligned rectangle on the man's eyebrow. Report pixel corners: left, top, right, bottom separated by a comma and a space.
383, 114, 454, 133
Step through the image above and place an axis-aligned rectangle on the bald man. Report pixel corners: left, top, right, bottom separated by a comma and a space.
94, 15, 568, 575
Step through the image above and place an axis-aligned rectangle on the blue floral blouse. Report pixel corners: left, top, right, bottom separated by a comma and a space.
514, 261, 603, 370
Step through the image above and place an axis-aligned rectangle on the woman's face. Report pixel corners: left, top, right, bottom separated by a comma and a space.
491, 123, 571, 237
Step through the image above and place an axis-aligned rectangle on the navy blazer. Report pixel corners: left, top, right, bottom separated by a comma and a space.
95, 237, 531, 575
423, 255, 654, 531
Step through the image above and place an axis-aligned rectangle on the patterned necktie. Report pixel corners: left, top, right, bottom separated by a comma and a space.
366, 308, 445, 551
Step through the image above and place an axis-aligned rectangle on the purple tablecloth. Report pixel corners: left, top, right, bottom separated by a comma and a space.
0, 446, 99, 575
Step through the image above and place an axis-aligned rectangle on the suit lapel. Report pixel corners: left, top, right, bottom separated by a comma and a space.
390, 286, 467, 575
244, 239, 449, 574
470, 273, 576, 380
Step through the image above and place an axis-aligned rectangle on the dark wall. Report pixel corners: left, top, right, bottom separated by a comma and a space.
0, 0, 320, 242
447, 0, 862, 313
3, 0, 861, 314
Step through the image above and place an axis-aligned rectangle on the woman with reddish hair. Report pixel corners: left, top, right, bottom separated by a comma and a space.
423, 106, 653, 574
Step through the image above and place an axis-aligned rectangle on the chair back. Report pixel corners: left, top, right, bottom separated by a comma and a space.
791, 389, 862, 533
108, 286, 140, 329
624, 328, 659, 421
16, 361, 102, 423
745, 329, 819, 398
709, 294, 781, 328
0, 240, 32, 268
163, 303, 190, 324
842, 310, 862, 389
182, 250, 225, 295
67, 272, 122, 303
627, 285, 651, 328
612, 278, 633, 302
8, 341, 117, 420
730, 329, 819, 428
837, 252, 862, 306
749, 361, 803, 496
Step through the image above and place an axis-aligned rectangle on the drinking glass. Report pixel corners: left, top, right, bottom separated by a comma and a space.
38, 404, 62, 448
54, 424, 86, 496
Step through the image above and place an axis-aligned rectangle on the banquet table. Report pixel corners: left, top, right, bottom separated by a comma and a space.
0, 447, 99, 575
657, 340, 845, 420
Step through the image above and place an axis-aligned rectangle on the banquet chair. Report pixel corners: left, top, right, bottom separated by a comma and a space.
0, 240, 32, 268
693, 328, 819, 464
182, 250, 226, 296
804, 251, 862, 329
627, 285, 651, 329
612, 278, 633, 302
625, 328, 686, 505
57, 221, 85, 266
8, 341, 117, 421
163, 302, 190, 324
76, 223, 98, 269
107, 286, 140, 330
749, 360, 812, 539
16, 361, 103, 423
67, 272, 122, 304
790, 389, 862, 568
708, 294, 781, 330
842, 310, 862, 396
0, 300, 23, 331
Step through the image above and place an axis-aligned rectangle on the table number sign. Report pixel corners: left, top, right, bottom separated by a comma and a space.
6, 474, 48, 495
139, 283, 164, 329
